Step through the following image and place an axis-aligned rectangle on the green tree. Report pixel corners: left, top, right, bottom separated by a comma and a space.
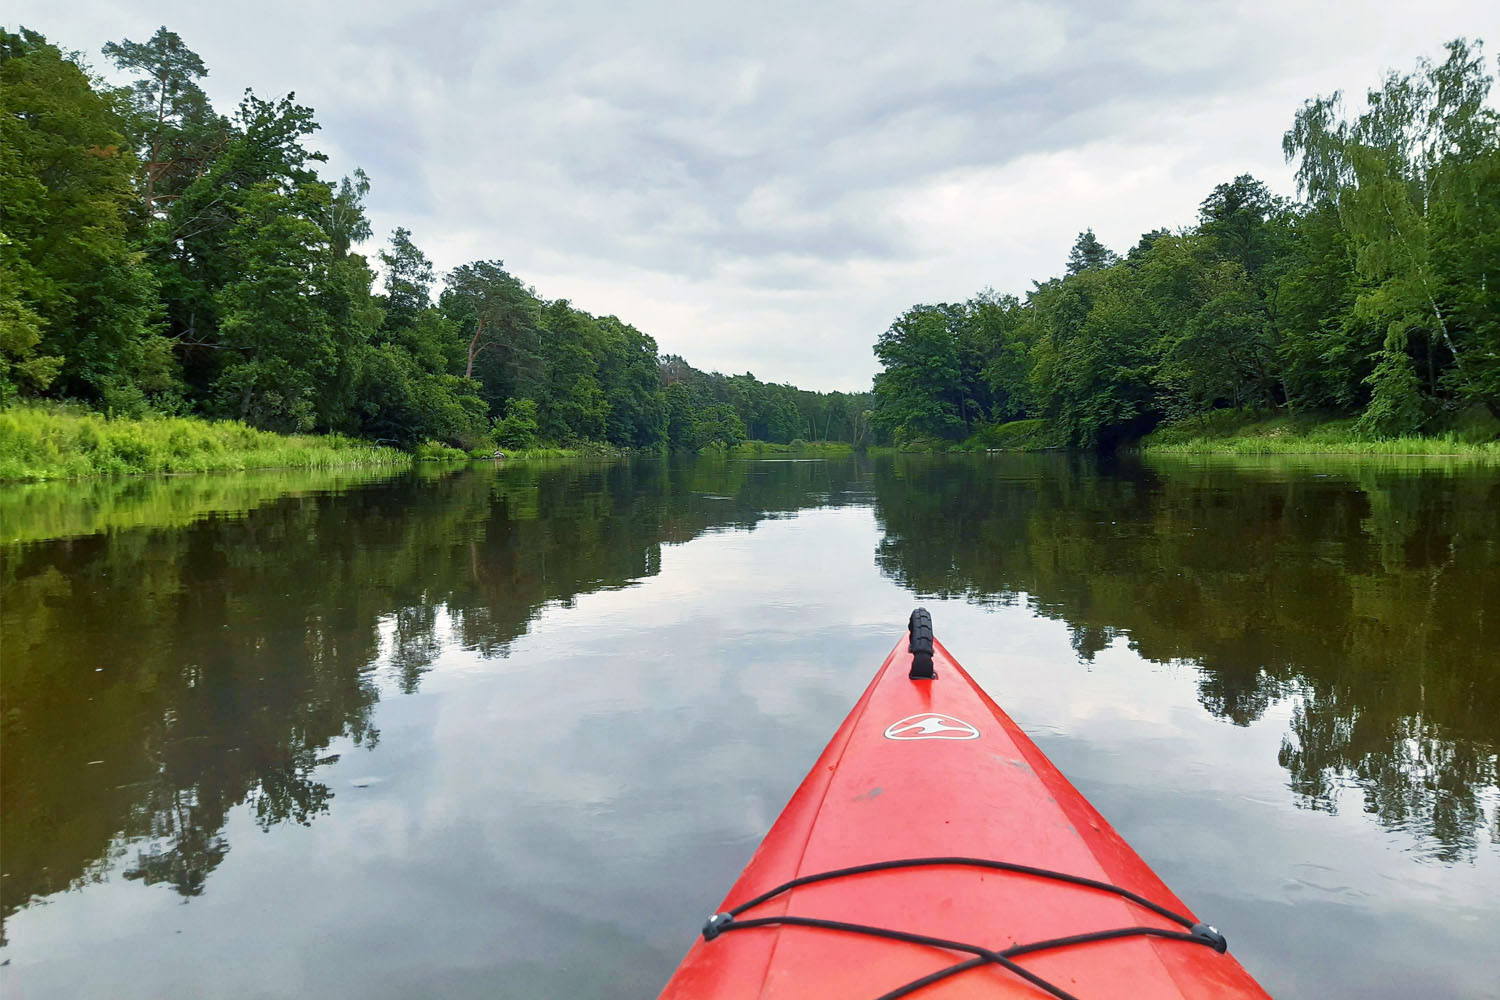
101, 27, 222, 220
0, 231, 59, 400
1125, 228, 1171, 266
315, 170, 383, 430
1273, 201, 1370, 411
1197, 175, 1290, 284
0, 28, 167, 406
350, 342, 487, 447
1285, 38, 1500, 429
595, 316, 666, 447
441, 260, 542, 409
150, 90, 329, 401
872, 306, 965, 441
664, 380, 698, 449
493, 397, 540, 449
1027, 267, 1158, 446
967, 291, 1028, 421
211, 182, 337, 430
1066, 228, 1118, 275
536, 301, 608, 442
379, 227, 434, 335
662, 379, 746, 449
693, 403, 747, 448
1142, 235, 1276, 416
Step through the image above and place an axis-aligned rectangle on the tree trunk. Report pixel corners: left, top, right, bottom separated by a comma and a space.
465, 316, 487, 378
1383, 197, 1462, 370
145, 69, 168, 216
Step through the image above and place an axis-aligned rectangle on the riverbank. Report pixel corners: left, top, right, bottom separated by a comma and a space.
1137, 409, 1500, 458
880, 409, 1500, 458
0, 406, 871, 483
0, 406, 414, 482
723, 440, 855, 457
870, 420, 1064, 455
496, 443, 635, 460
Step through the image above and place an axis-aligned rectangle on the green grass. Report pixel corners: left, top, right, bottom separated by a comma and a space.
723, 439, 855, 457
869, 420, 1064, 454
1139, 409, 1500, 458
0, 404, 413, 482
495, 442, 631, 460
411, 440, 472, 462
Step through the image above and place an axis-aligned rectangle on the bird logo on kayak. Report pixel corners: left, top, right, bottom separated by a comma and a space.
883, 713, 980, 740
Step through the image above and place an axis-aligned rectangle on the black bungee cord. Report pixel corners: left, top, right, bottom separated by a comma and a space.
697, 856, 1229, 1000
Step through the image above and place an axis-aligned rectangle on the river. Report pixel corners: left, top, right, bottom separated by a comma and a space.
1, 454, 1496, 998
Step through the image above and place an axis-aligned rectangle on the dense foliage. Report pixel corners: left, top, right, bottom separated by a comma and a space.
872, 40, 1499, 447
0, 27, 871, 451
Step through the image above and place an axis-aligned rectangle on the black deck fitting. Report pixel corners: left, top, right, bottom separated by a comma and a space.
908, 607, 935, 679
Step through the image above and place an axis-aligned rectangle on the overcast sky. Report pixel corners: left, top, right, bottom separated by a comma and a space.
9, 1, 1496, 390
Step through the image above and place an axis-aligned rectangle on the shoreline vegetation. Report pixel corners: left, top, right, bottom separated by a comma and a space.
866, 42, 1499, 457
0, 405, 864, 483
873, 416, 1500, 458
1136, 408, 1500, 458
7, 402, 1497, 485
2, 27, 875, 472
0, 405, 410, 482
0, 403, 663, 482
867, 403, 1500, 458
4, 30, 1495, 482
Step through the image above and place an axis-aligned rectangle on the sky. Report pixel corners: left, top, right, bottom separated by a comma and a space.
8, 1, 1496, 391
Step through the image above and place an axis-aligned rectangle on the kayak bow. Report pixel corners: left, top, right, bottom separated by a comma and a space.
660, 610, 1270, 1000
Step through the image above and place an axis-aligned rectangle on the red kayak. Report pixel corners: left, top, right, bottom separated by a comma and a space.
660, 611, 1270, 1000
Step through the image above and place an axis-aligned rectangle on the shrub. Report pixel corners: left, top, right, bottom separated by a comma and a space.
493, 398, 541, 449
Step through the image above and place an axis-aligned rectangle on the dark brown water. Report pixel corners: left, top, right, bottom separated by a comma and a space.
2, 455, 1497, 998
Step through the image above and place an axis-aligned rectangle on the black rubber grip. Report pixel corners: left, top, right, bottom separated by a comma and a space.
908, 608, 935, 678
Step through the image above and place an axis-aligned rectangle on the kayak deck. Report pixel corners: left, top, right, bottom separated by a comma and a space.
660, 623, 1269, 999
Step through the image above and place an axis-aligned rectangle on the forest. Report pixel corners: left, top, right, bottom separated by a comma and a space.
0, 27, 873, 452
4, 28, 1495, 457
871, 39, 1499, 449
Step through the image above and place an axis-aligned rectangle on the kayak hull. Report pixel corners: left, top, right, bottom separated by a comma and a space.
660, 633, 1270, 999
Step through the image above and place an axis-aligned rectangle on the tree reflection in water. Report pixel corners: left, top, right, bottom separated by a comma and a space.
0, 459, 865, 938
870, 454, 1499, 860
1, 453, 1495, 943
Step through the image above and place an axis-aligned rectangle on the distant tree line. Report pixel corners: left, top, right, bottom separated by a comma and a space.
872, 40, 1499, 447
0, 27, 872, 450
657, 355, 874, 449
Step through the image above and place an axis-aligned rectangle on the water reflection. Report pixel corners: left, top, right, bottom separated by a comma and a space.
870, 454, 1500, 859
0, 458, 868, 940
1, 453, 1496, 986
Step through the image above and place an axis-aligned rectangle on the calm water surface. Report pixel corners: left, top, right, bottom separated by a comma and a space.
2, 455, 1497, 998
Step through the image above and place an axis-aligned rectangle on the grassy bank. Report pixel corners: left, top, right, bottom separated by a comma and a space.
0, 405, 413, 482
1139, 409, 1500, 458
873, 408, 1500, 458
874, 420, 1064, 454
490, 443, 634, 460
722, 440, 855, 458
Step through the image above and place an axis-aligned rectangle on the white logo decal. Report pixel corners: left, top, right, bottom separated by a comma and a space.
883, 713, 980, 741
